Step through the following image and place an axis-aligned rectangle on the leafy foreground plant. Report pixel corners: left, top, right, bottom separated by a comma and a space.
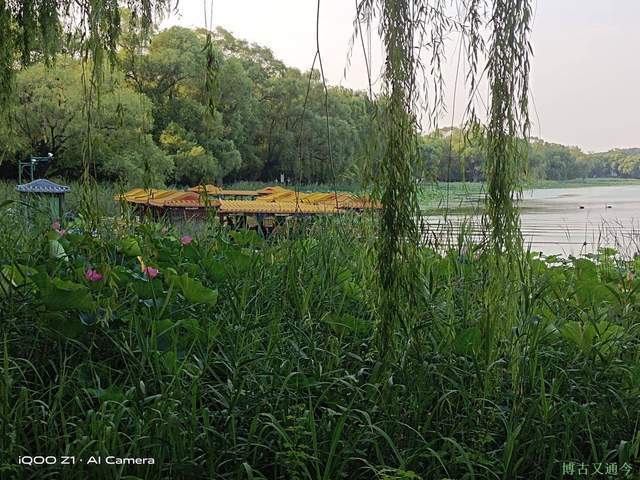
1, 209, 639, 479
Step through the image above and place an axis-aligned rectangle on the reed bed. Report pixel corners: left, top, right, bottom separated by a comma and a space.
1, 184, 639, 480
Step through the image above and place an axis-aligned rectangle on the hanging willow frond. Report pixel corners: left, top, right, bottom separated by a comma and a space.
0, 0, 175, 113
0, 2, 15, 121
203, 31, 221, 120
375, 0, 422, 362
356, 0, 457, 365
462, 0, 486, 135
484, 0, 532, 254
355, 0, 532, 364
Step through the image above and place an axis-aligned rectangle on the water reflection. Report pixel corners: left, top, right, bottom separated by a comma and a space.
422, 185, 640, 256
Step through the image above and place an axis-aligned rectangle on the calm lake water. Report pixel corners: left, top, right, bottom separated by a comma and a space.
423, 185, 640, 257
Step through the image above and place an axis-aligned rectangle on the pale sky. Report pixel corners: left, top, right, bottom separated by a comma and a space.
162, 0, 640, 153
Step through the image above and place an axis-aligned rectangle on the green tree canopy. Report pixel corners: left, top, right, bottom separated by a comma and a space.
1, 19, 637, 186
1, 58, 172, 184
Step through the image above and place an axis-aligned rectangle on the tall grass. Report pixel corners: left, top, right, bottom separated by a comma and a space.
0, 180, 121, 217
1, 186, 639, 479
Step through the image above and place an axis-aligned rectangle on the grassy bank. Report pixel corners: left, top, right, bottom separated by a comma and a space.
525, 177, 640, 189
1, 188, 640, 479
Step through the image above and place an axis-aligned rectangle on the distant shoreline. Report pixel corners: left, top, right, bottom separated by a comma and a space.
419, 177, 640, 211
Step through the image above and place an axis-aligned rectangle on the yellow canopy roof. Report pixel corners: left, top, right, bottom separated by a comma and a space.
302, 192, 335, 203
188, 184, 223, 195
161, 198, 220, 208
115, 188, 172, 204
260, 191, 309, 203
116, 188, 219, 208
149, 191, 215, 208
310, 192, 381, 210
148, 191, 196, 207
256, 186, 291, 196
116, 186, 379, 212
218, 200, 338, 215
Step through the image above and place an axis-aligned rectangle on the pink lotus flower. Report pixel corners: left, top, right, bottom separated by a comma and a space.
180, 235, 193, 246
143, 266, 159, 279
84, 268, 103, 282
51, 221, 66, 236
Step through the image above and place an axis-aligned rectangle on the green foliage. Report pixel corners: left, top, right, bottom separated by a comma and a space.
0, 21, 376, 186
120, 25, 373, 185
1, 58, 172, 184
483, 0, 532, 253
1, 203, 639, 479
420, 128, 485, 182
0, 1, 173, 100
120, 236, 142, 257
590, 148, 640, 179
1, 3, 639, 479
37, 276, 94, 311
420, 130, 640, 182
2, 20, 634, 186
559, 320, 624, 356
169, 272, 219, 306
159, 122, 222, 184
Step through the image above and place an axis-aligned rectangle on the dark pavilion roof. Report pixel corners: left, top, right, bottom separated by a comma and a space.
16, 179, 70, 194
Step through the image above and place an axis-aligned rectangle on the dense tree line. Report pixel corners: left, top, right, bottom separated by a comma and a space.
0, 22, 372, 186
421, 128, 640, 182
0, 21, 637, 186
